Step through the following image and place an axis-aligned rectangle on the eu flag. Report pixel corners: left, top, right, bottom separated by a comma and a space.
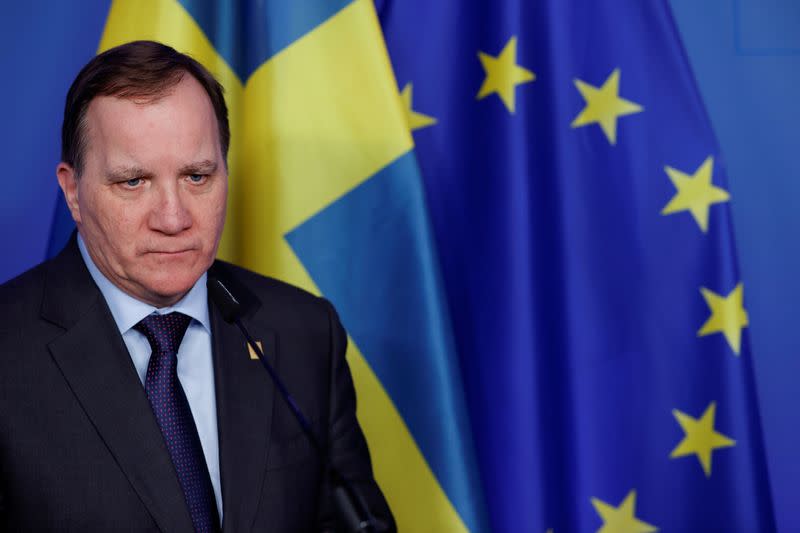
379, 0, 775, 530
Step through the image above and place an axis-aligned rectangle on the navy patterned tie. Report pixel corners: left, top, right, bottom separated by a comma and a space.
134, 312, 220, 533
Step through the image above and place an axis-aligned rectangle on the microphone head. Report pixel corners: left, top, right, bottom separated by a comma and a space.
207, 276, 243, 323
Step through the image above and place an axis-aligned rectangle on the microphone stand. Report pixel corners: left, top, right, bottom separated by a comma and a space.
209, 277, 385, 532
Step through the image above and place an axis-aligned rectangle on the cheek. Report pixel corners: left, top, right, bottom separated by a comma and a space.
198, 188, 228, 237
80, 194, 143, 249
98, 208, 134, 237
213, 196, 227, 231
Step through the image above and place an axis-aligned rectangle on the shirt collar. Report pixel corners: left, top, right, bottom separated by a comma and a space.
78, 234, 211, 334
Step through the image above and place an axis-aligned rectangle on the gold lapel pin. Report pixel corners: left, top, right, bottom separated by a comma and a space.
247, 341, 263, 361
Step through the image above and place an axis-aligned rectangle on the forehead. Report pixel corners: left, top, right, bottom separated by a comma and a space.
83, 76, 221, 164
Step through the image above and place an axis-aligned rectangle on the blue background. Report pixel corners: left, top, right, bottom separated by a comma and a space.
0, 1, 797, 530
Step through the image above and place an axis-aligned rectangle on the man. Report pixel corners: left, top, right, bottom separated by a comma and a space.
0, 40, 394, 532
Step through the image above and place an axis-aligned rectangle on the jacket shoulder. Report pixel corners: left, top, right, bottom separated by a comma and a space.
0, 260, 61, 368
210, 260, 334, 325
0, 261, 49, 327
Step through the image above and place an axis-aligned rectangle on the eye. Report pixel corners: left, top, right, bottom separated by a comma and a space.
188, 174, 208, 184
125, 178, 142, 188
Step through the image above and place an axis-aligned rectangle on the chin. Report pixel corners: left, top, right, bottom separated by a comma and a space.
142, 271, 204, 304
134, 252, 213, 303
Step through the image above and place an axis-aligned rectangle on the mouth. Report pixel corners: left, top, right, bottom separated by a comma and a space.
146, 249, 196, 257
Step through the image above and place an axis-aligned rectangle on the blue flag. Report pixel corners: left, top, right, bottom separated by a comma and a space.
379, 0, 775, 530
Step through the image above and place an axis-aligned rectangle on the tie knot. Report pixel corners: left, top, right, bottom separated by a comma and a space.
134, 312, 192, 354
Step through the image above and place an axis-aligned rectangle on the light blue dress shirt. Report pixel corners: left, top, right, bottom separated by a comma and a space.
78, 236, 223, 518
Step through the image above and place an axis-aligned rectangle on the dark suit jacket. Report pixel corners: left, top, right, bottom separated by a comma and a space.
0, 237, 394, 532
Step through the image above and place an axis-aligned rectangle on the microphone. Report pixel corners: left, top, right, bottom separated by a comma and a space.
207, 276, 386, 533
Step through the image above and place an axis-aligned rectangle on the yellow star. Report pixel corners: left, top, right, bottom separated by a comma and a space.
477, 36, 535, 113
400, 83, 437, 131
670, 402, 736, 477
591, 490, 657, 533
571, 68, 643, 145
698, 283, 748, 355
661, 156, 730, 232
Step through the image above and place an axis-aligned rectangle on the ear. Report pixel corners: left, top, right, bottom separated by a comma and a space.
56, 162, 82, 224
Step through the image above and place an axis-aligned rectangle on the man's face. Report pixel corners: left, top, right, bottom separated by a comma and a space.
57, 75, 228, 307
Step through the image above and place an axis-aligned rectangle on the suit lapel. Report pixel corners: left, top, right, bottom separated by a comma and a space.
42, 237, 194, 532
209, 263, 277, 533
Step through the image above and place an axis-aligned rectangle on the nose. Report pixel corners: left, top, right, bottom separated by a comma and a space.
149, 182, 192, 235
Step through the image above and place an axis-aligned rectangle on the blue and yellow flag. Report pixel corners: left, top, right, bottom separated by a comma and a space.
380, 0, 775, 530
48, 0, 486, 531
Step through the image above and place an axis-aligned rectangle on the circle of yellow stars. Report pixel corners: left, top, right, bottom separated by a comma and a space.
400, 35, 646, 143
474, 36, 645, 143
397, 33, 748, 533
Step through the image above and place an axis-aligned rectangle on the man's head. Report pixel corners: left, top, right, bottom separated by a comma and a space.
57, 40, 230, 307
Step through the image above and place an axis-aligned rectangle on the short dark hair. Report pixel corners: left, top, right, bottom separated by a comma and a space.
61, 40, 230, 175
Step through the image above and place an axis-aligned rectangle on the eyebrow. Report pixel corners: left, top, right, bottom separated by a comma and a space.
105, 160, 218, 182
106, 166, 150, 183
178, 160, 218, 175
